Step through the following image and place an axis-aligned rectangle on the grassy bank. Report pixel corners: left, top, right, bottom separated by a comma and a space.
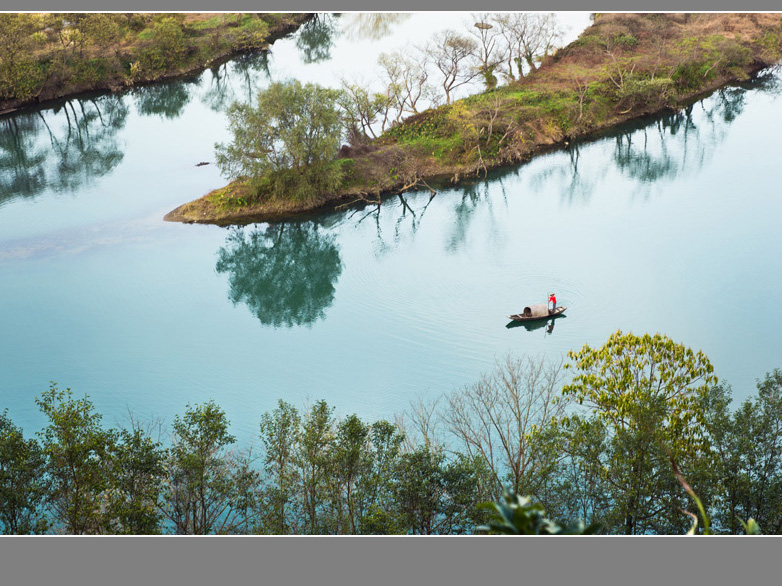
0, 13, 310, 114
166, 13, 782, 225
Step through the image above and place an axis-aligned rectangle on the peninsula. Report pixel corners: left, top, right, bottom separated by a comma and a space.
165, 13, 782, 225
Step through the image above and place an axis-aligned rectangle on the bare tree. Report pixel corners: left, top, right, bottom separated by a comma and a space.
339, 77, 386, 139
571, 72, 590, 120
398, 395, 444, 453
468, 13, 504, 89
442, 355, 571, 498
493, 13, 563, 80
378, 50, 434, 122
425, 30, 480, 105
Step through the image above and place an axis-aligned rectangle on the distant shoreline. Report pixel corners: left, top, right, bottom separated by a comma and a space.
0, 13, 312, 117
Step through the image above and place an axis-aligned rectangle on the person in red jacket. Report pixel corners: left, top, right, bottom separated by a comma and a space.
548, 292, 557, 312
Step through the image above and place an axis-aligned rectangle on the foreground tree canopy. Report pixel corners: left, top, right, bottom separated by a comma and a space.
1, 331, 779, 535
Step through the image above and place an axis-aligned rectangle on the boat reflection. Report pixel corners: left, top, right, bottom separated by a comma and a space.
506, 314, 566, 333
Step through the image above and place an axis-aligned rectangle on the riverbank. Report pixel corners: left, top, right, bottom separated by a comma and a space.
166, 13, 782, 225
0, 13, 311, 116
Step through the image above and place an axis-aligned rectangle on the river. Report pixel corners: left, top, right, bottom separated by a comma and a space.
1, 13, 781, 446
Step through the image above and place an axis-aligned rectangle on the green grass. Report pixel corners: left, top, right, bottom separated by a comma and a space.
188, 14, 243, 31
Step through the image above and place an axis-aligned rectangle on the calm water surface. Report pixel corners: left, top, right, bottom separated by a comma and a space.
1, 13, 781, 445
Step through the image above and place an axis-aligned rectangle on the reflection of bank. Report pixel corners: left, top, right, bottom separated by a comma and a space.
506, 314, 566, 334
0, 94, 128, 205
215, 222, 342, 328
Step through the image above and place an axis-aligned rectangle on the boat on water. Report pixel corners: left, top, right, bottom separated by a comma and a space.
507, 303, 567, 322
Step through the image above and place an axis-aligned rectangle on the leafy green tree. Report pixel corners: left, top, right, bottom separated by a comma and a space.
359, 420, 405, 518
0, 14, 46, 100
138, 16, 188, 75
394, 445, 448, 535
295, 400, 335, 534
391, 446, 494, 535
548, 416, 612, 529
80, 13, 124, 56
0, 411, 49, 534
708, 372, 782, 534
562, 330, 717, 534
329, 414, 371, 534
440, 453, 495, 534
104, 428, 166, 535
215, 80, 345, 201
36, 384, 115, 534
231, 18, 269, 51
259, 400, 301, 534
163, 401, 257, 534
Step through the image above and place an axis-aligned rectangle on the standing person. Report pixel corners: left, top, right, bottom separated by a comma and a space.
548, 292, 557, 313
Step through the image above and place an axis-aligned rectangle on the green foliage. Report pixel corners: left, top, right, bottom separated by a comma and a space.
296, 400, 335, 534
571, 34, 608, 52
6, 361, 782, 535
80, 14, 124, 53
673, 35, 754, 90
621, 77, 675, 108
563, 331, 716, 443
707, 372, 782, 534
478, 488, 601, 535
562, 331, 717, 534
137, 17, 189, 76
612, 32, 638, 49
215, 80, 345, 202
231, 18, 269, 51
105, 428, 166, 534
164, 401, 258, 534
259, 400, 301, 534
760, 30, 782, 61
36, 383, 115, 534
0, 14, 47, 100
0, 411, 49, 534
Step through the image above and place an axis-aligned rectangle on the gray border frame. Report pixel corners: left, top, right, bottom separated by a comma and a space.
2, 2, 782, 586
2, 535, 781, 585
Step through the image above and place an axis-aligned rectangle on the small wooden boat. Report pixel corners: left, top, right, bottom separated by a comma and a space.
507, 303, 567, 322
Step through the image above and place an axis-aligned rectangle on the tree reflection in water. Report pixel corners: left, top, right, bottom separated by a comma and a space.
215, 222, 343, 328
0, 94, 127, 206
133, 78, 198, 119
200, 51, 271, 112
339, 13, 411, 41
523, 82, 756, 205
296, 14, 340, 64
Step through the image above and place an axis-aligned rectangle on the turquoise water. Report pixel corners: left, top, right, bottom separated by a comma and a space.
2, 14, 781, 446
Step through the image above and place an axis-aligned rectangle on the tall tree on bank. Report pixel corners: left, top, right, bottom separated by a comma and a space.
163, 401, 259, 534
295, 400, 335, 534
105, 428, 166, 534
259, 400, 301, 534
562, 330, 717, 534
442, 355, 570, 500
36, 384, 115, 534
425, 30, 480, 105
215, 80, 345, 202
